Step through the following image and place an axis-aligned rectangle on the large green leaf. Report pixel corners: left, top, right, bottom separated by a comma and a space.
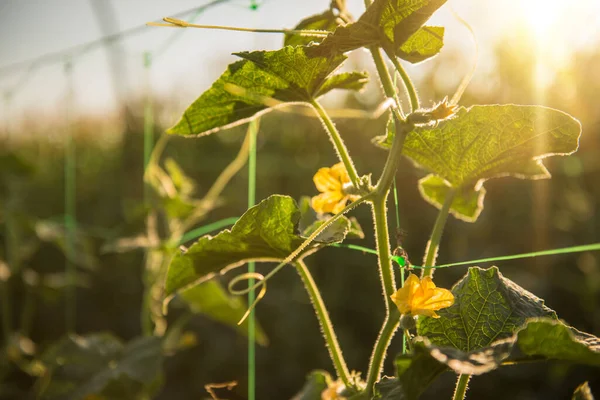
165, 195, 352, 296
417, 267, 557, 352
179, 280, 268, 345
516, 318, 600, 366
39, 334, 163, 400
382, 105, 581, 221
315, 0, 446, 57
168, 46, 367, 137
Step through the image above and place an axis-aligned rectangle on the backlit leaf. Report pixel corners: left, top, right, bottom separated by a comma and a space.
418, 174, 485, 222
516, 318, 600, 366
293, 370, 331, 400
168, 46, 367, 137
165, 195, 352, 296
417, 267, 557, 352
314, 0, 446, 57
397, 26, 444, 63
380, 105, 581, 221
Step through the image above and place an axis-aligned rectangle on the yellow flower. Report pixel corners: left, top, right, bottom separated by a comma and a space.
311, 163, 358, 214
390, 273, 454, 318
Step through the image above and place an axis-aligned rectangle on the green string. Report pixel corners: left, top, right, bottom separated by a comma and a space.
247, 119, 259, 400
332, 242, 600, 270
392, 177, 406, 354
64, 58, 77, 333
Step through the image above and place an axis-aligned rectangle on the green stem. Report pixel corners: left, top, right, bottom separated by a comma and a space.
422, 189, 456, 278
64, 59, 76, 333
364, 195, 400, 394
310, 99, 360, 188
453, 374, 471, 400
387, 52, 420, 113
369, 47, 405, 121
295, 259, 352, 387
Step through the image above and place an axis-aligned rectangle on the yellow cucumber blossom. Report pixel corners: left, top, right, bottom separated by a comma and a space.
311, 163, 359, 214
391, 273, 454, 318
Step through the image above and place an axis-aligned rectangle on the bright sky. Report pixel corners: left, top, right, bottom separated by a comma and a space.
1, 0, 599, 128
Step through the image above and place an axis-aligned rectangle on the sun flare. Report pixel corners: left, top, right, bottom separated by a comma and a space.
520, 0, 564, 40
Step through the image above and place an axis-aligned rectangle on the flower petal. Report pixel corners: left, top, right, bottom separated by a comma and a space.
314, 167, 342, 193
312, 192, 345, 214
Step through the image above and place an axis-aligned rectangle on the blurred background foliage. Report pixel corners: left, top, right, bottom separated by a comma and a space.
1, 19, 600, 400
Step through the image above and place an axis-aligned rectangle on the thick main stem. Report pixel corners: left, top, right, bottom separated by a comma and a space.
295, 260, 352, 387
422, 189, 456, 278
310, 99, 360, 188
364, 195, 400, 394
453, 374, 471, 400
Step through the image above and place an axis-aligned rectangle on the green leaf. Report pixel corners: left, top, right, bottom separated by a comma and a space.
390, 105, 581, 221
179, 280, 268, 345
418, 336, 513, 375
284, 10, 340, 47
39, 334, 163, 400
418, 174, 485, 222
165, 195, 351, 296
417, 267, 557, 352
397, 26, 444, 63
404, 105, 581, 187
315, 0, 446, 57
374, 342, 447, 400
516, 318, 600, 366
573, 382, 595, 400
168, 46, 367, 137
293, 370, 331, 400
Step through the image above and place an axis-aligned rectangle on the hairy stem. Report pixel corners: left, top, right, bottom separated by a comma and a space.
387, 52, 420, 113
453, 374, 471, 400
422, 189, 456, 278
369, 47, 405, 121
295, 259, 352, 387
310, 99, 360, 188
364, 195, 400, 394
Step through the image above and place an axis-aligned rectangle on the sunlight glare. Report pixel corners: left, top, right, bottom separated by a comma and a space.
520, 0, 564, 41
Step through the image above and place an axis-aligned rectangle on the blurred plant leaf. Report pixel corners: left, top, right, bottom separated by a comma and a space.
515, 318, 600, 366
374, 342, 446, 400
396, 26, 444, 63
572, 382, 595, 400
0, 151, 35, 180
179, 280, 268, 345
35, 220, 98, 271
418, 267, 557, 352
39, 334, 163, 400
292, 370, 331, 400
314, 0, 446, 57
167, 46, 368, 137
418, 174, 485, 222
378, 105, 581, 222
165, 195, 352, 296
